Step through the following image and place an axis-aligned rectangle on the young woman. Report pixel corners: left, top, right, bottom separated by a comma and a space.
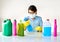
24, 5, 43, 32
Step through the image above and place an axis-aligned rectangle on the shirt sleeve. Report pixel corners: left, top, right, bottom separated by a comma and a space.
39, 17, 43, 27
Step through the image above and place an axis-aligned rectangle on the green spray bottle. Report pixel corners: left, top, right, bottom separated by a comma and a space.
3, 19, 12, 36
17, 20, 24, 36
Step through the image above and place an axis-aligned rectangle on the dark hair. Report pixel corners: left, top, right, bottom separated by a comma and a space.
28, 5, 37, 12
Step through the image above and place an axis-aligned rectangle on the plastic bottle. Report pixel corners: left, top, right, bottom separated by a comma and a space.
17, 20, 24, 36
43, 19, 51, 36
3, 19, 12, 36
53, 19, 57, 37
13, 19, 17, 36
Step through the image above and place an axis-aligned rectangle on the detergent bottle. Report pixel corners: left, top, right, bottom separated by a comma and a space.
3, 19, 12, 36
43, 19, 51, 36
13, 19, 17, 36
17, 20, 24, 36
53, 19, 57, 37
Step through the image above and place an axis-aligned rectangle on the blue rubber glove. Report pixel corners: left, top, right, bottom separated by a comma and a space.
26, 25, 33, 32
24, 17, 29, 21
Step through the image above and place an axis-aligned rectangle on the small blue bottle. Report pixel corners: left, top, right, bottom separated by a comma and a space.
43, 19, 51, 36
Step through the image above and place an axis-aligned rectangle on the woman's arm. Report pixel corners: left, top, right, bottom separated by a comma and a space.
39, 17, 43, 27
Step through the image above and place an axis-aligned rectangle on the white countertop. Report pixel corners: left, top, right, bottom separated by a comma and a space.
0, 32, 60, 42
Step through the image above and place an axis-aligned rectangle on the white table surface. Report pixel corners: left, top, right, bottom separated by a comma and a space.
0, 32, 60, 42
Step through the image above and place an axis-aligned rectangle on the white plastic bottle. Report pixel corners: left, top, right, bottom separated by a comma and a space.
43, 19, 51, 36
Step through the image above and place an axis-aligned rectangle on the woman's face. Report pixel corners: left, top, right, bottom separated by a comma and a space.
28, 10, 37, 18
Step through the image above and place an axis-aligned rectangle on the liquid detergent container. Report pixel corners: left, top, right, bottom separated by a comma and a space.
13, 19, 17, 36
43, 19, 51, 36
53, 19, 57, 37
17, 20, 24, 36
3, 19, 12, 36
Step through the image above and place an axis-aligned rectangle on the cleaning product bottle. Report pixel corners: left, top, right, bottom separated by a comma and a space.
53, 19, 57, 37
43, 19, 51, 36
17, 20, 24, 36
13, 19, 17, 36
3, 19, 12, 36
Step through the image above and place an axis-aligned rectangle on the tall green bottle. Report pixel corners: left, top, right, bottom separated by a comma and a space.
3, 19, 12, 36
17, 20, 24, 36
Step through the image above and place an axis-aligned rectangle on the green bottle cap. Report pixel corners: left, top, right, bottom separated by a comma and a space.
20, 20, 23, 24
20, 20, 22, 22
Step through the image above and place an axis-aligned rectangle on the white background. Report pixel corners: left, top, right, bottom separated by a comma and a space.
0, 0, 60, 32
